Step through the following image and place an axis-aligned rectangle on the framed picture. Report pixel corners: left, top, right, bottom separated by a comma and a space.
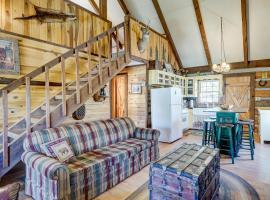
0, 38, 20, 75
131, 83, 142, 94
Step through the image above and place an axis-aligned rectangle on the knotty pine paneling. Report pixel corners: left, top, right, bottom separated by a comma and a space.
0, 0, 111, 55
129, 18, 179, 70
122, 65, 147, 128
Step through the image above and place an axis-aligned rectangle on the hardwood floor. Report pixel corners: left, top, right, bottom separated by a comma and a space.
1, 133, 270, 200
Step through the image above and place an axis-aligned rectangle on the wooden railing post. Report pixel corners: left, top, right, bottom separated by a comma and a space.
2, 90, 9, 168
45, 66, 50, 128
87, 42, 93, 94
98, 40, 103, 84
61, 57, 66, 116
25, 77, 31, 134
124, 16, 131, 63
75, 49, 81, 104
108, 32, 112, 76
116, 27, 120, 68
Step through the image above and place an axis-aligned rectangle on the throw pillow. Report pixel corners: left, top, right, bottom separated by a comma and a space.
42, 138, 74, 163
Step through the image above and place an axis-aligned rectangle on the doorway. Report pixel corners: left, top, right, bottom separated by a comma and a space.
111, 74, 128, 118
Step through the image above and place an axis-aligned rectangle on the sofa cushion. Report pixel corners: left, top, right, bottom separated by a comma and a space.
23, 118, 136, 156
67, 138, 155, 175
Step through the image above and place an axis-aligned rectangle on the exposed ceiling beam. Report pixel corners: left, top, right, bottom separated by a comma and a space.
192, 0, 212, 66
241, 0, 249, 66
186, 59, 270, 74
152, 0, 183, 68
99, 0, 107, 19
89, 0, 100, 14
117, 0, 130, 15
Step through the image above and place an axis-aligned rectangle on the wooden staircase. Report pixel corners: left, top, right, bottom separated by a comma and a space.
0, 21, 131, 178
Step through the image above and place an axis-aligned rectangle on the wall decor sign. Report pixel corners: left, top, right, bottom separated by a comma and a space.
0, 38, 20, 75
131, 83, 142, 94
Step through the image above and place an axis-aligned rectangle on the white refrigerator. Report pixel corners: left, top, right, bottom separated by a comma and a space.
151, 87, 183, 143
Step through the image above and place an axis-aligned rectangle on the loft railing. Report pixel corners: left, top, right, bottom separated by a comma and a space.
0, 19, 130, 169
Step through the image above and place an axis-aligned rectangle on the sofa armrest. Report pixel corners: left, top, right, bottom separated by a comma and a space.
21, 151, 69, 179
134, 127, 160, 141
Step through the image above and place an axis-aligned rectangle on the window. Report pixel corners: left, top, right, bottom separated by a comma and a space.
198, 79, 220, 106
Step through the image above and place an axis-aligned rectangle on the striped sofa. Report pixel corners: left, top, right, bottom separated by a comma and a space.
21, 118, 160, 200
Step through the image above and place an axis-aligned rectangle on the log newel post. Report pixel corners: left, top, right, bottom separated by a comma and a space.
87, 42, 93, 94
75, 49, 80, 104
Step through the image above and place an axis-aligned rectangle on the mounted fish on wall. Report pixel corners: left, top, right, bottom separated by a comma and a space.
13, 0, 77, 23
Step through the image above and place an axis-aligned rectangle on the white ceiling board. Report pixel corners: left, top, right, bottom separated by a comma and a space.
108, 0, 125, 26
249, 0, 270, 60
158, 0, 208, 68
199, 0, 243, 64
124, 0, 164, 34
69, 0, 96, 13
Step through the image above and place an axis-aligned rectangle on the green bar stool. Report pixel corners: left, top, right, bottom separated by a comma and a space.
217, 123, 235, 164
202, 118, 217, 147
238, 120, 254, 160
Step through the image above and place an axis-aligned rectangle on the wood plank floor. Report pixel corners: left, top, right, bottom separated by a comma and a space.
1, 133, 270, 200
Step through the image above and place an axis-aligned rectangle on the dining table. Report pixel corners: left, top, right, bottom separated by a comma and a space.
203, 107, 249, 157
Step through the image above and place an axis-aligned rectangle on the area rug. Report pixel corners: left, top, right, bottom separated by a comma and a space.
125, 169, 260, 200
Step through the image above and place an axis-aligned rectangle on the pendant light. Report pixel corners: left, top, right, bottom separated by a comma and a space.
212, 17, 230, 73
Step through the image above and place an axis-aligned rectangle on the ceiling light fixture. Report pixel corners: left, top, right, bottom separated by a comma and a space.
212, 17, 230, 73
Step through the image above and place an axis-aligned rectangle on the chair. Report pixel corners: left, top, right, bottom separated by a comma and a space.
216, 123, 235, 164
202, 118, 217, 147
238, 120, 255, 160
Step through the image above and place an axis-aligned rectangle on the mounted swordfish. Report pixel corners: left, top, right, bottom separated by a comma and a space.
14, 5, 77, 23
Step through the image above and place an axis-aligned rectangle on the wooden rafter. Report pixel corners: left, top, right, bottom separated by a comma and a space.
99, 0, 107, 19
89, 0, 100, 14
241, 0, 249, 65
152, 0, 183, 68
187, 59, 270, 74
192, 0, 212, 66
117, 0, 130, 15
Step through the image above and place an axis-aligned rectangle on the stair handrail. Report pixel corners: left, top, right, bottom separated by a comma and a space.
0, 22, 125, 97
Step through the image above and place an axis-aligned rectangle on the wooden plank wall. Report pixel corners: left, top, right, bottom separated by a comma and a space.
254, 72, 270, 142
129, 18, 179, 70
122, 65, 147, 128
0, 0, 111, 55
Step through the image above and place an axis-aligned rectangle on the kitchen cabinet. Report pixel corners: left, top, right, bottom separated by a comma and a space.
185, 77, 197, 97
148, 70, 198, 97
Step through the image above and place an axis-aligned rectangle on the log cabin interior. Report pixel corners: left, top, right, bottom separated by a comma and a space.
0, 0, 270, 199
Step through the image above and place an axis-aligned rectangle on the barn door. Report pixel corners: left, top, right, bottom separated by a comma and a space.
225, 76, 251, 119
111, 74, 128, 118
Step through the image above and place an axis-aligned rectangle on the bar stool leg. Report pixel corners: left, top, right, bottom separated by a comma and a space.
228, 128, 235, 164
248, 124, 254, 160
202, 122, 207, 146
